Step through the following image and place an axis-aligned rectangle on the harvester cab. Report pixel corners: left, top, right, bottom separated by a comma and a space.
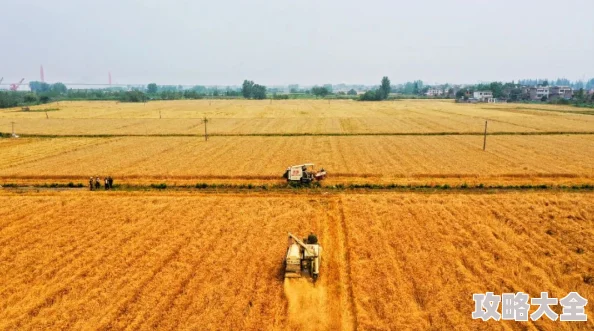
283, 163, 327, 184
284, 232, 322, 283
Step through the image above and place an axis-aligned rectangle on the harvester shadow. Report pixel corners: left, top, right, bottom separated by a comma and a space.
276, 260, 286, 282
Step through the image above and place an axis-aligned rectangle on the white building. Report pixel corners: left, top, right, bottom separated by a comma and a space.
426, 88, 444, 96
473, 91, 494, 102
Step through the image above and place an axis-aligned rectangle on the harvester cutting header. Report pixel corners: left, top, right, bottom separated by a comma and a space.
283, 163, 327, 184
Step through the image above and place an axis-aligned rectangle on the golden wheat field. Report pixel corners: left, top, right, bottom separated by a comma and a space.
1, 99, 593, 330
0, 135, 593, 186
1, 100, 594, 135
0, 191, 592, 330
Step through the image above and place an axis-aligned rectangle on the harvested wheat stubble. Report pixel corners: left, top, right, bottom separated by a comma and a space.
0, 193, 327, 330
0, 191, 592, 330
342, 192, 594, 330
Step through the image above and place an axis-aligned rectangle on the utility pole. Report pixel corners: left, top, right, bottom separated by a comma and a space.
202, 117, 209, 141
159, 110, 162, 119
483, 120, 488, 151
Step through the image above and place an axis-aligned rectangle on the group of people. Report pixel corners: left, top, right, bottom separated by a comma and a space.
89, 176, 114, 191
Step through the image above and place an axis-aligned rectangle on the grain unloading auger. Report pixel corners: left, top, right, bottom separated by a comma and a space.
284, 232, 322, 283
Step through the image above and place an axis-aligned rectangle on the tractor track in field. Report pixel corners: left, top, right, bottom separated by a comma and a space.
283, 197, 358, 330
335, 197, 358, 330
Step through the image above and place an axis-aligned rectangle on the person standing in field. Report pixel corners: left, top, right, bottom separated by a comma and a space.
95, 177, 101, 190
104, 178, 109, 190
89, 177, 94, 191
108, 176, 113, 190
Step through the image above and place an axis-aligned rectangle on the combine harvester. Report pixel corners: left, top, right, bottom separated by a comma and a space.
284, 232, 322, 283
283, 164, 327, 184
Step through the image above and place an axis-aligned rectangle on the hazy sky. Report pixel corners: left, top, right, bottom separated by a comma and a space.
1, 0, 593, 86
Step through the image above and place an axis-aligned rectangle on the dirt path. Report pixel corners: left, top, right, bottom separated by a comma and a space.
282, 197, 357, 331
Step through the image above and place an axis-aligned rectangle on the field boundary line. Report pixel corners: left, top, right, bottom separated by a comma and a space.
3, 131, 594, 138
2, 183, 594, 194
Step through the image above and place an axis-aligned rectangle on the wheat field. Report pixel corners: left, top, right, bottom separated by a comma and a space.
1, 99, 593, 330
0, 191, 592, 330
1, 100, 594, 135
0, 135, 592, 186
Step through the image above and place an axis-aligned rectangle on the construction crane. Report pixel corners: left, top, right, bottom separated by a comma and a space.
0, 77, 3, 85
10, 78, 24, 91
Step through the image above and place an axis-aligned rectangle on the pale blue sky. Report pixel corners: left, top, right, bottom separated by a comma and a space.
1, 0, 593, 85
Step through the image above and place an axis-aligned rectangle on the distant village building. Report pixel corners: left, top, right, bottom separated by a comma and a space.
473, 91, 494, 103
529, 86, 549, 100
549, 86, 573, 101
425, 87, 444, 96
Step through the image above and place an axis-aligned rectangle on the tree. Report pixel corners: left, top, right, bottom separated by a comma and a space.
347, 89, 357, 96
160, 90, 181, 100
508, 88, 522, 101
147, 83, 158, 94
412, 82, 419, 95
242, 80, 254, 98
379, 76, 391, 100
183, 90, 203, 99
120, 90, 147, 102
23, 93, 38, 103
0, 92, 22, 108
575, 88, 586, 102
241, 80, 266, 99
358, 90, 381, 101
29, 81, 50, 93
358, 77, 392, 101
251, 84, 267, 99
191, 85, 207, 94
489, 82, 504, 98
311, 86, 330, 98
51, 83, 67, 94
224, 89, 241, 97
